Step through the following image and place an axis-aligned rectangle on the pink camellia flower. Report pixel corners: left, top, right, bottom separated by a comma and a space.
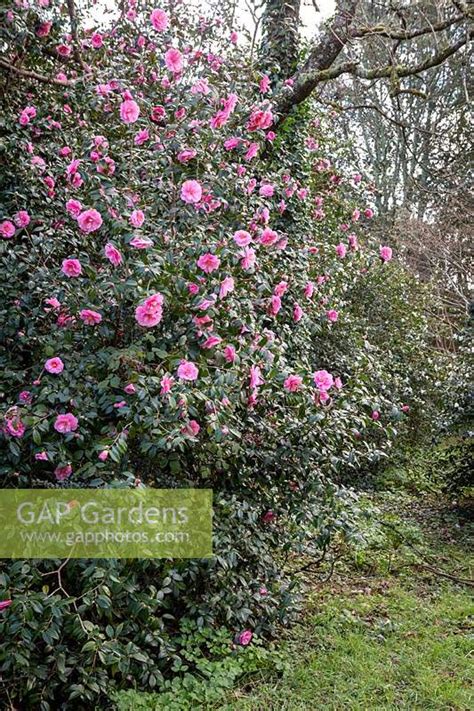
260, 75, 270, 93
56, 44, 72, 57
262, 510, 276, 523
233, 230, 252, 247
245, 142, 259, 161
191, 78, 210, 94
379, 245, 393, 262
188, 282, 200, 296
54, 413, 79, 434
371, 410, 380, 420
6, 417, 25, 438
313, 369, 334, 391
31, 156, 45, 172
182, 420, 200, 437
274, 281, 288, 297
284, 375, 303, 392
401, 404, 410, 413
197, 295, 217, 310
151, 8, 169, 31
165, 47, 183, 73
240, 246, 256, 270
236, 629, 253, 646
177, 360, 199, 381
293, 303, 303, 322
45, 357, 64, 374
249, 364, 264, 389
114, 400, 127, 409
150, 105, 166, 122
177, 148, 197, 163
364, 208, 374, 218
120, 99, 140, 124
13, 211, 30, 228
104, 243, 123, 266
268, 295, 281, 316
348, 233, 358, 250
247, 178, 257, 195
98, 450, 109, 461
160, 374, 174, 394
304, 282, 315, 299
327, 309, 339, 322
197, 253, 220, 274
130, 236, 153, 249
248, 389, 258, 408
0, 220, 15, 238
202, 335, 222, 349
334, 376, 343, 390
135, 292, 164, 327
219, 276, 234, 299
36, 21, 52, 37
61, 259, 82, 277
19, 390, 32, 404
79, 309, 102, 325
130, 209, 145, 227
259, 183, 274, 197
224, 344, 236, 363
180, 179, 202, 204
247, 109, 273, 131
54, 463, 73, 481
194, 314, 212, 327
260, 227, 279, 246
19, 105, 36, 126
35, 451, 49, 461
336, 242, 347, 258
66, 199, 82, 217
124, 383, 136, 395
134, 129, 150, 145
45, 297, 61, 310
0, 600, 12, 612
224, 137, 241, 151
90, 32, 103, 48
78, 209, 103, 233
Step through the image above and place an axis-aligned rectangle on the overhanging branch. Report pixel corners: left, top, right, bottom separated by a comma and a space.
275, 0, 361, 120
351, 14, 465, 41
276, 29, 471, 122
0, 58, 72, 87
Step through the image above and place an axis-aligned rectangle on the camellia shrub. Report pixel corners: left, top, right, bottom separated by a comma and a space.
0, 1, 437, 707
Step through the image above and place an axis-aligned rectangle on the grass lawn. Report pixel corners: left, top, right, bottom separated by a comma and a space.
223, 580, 473, 710
115, 493, 474, 711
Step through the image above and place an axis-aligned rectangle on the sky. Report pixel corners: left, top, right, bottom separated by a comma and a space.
300, 0, 336, 34
89, 0, 337, 37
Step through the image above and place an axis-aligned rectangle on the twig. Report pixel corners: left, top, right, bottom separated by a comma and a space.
377, 519, 474, 587
292, 547, 328, 574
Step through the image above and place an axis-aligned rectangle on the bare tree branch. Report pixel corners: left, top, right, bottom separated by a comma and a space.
66, 0, 89, 73
0, 58, 72, 87
277, 30, 471, 122
351, 14, 465, 41
275, 0, 361, 120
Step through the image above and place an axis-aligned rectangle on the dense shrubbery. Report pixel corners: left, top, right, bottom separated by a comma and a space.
0, 1, 449, 707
